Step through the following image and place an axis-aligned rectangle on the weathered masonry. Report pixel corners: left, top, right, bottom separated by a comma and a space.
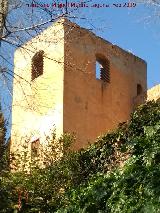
147, 84, 160, 101
11, 18, 147, 156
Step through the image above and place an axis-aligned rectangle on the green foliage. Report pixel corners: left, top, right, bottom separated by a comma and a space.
0, 105, 8, 172
56, 100, 160, 213
0, 100, 160, 212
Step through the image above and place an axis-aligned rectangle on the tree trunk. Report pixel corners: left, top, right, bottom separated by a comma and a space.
0, 0, 8, 40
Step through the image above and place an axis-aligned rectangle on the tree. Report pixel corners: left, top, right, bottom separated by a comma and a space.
0, 103, 7, 172
0, 0, 97, 138
0, 0, 8, 42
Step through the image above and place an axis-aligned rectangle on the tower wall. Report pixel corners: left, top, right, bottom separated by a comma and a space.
63, 20, 147, 149
11, 20, 65, 155
147, 84, 160, 101
11, 18, 147, 156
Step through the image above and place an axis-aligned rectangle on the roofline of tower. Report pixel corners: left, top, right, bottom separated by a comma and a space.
16, 16, 146, 66
61, 17, 147, 65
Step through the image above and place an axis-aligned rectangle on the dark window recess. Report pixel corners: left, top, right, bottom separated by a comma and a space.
31, 50, 44, 81
96, 56, 110, 83
31, 139, 40, 158
137, 84, 142, 95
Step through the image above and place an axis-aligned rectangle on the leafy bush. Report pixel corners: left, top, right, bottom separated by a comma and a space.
57, 100, 160, 212
0, 100, 160, 212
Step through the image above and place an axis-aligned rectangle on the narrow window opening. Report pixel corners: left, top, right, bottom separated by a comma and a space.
96, 55, 110, 83
31, 139, 40, 158
31, 50, 44, 81
96, 61, 101, 79
137, 84, 142, 95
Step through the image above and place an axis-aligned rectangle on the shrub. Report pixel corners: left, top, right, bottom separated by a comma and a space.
0, 100, 160, 212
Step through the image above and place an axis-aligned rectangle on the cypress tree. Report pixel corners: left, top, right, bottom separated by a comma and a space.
0, 105, 6, 171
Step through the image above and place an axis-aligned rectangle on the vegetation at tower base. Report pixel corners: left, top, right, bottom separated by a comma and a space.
0, 104, 8, 172
0, 100, 160, 212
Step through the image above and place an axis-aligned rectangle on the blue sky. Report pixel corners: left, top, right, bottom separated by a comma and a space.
2, 0, 160, 89
1, 0, 160, 136
22, 0, 160, 89
68, 0, 160, 89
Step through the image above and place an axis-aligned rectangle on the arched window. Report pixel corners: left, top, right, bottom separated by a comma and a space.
31, 50, 44, 81
137, 84, 142, 95
96, 54, 110, 83
31, 138, 40, 158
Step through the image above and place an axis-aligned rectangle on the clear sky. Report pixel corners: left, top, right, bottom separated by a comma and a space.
67, 0, 160, 89
1, 0, 160, 136
13, 0, 160, 89
2, 0, 160, 88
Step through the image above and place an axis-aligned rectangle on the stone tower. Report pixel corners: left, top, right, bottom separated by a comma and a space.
11, 18, 147, 156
